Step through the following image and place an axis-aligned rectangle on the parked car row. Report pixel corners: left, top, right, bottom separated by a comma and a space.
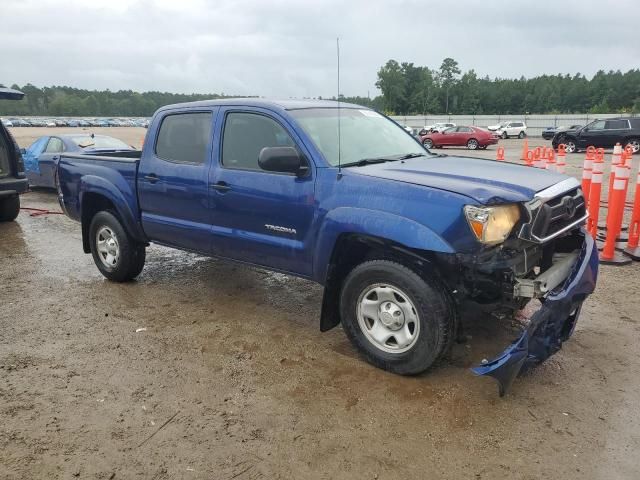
0, 117, 150, 128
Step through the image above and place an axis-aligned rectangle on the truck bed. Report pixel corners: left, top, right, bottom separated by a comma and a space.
57, 152, 142, 223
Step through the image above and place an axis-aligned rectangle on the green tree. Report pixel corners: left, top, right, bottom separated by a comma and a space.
437, 58, 461, 113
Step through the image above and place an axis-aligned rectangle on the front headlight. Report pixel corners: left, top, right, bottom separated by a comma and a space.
464, 204, 521, 245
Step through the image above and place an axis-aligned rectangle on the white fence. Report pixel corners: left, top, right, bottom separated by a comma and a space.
390, 114, 638, 137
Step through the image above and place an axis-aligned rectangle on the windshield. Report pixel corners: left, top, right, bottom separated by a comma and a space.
71, 136, 131, 150
289, 108, 425, 167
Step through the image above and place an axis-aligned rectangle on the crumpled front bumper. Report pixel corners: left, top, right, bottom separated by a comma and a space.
472, 230, 599, 396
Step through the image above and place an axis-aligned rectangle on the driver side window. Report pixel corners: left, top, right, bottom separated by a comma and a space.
222, 112, 295, 171
589, 120, 606, 131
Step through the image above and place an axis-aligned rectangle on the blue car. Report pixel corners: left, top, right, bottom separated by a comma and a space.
23, 134, 136, 188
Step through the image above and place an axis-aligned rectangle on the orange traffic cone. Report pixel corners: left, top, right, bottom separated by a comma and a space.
496, 146, 505, 161
600, 161, 632, 265
520, 138, 529, 161
555, 146, 566, 174
581, 146, 596, 204
533, 146, 544, 168
587, 149, 605, 238
545, 148, 557, 171
624, 167, 640, 260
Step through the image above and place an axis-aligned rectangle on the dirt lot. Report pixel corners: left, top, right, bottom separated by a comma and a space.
2, 128, 640, 479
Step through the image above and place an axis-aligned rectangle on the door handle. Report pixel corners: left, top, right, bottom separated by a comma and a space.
144, 173, 159, 184
211, 181, 231, 192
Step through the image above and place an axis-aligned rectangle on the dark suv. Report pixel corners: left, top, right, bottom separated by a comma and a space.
552, 117, 640, 154
0, 87, 28, 221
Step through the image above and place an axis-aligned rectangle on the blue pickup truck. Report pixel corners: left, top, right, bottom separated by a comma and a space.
57, 99, 598, 394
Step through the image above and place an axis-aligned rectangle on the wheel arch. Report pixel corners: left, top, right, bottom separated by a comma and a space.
317, 223, 455, 333
79, 179, 146, 253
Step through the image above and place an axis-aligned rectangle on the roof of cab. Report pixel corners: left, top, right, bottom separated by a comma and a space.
156, 98, 366, 113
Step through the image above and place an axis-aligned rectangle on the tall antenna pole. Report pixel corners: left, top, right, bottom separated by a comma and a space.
337, 37, 341, 175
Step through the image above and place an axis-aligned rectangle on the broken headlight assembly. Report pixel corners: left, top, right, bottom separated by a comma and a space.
464, 204, 521, 245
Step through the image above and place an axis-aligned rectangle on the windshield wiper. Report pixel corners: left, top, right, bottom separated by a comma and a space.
341, 158, 394, 167
342, 153, 428, 167
397, 153, 426, 160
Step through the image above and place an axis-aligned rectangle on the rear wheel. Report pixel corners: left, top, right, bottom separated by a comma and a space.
0, 195, 20, 222
89, 211, 145, 282
339, 260, 451, 375
625, 138, 639, 154
467, 138, 479, 150
422, 138, 434, 149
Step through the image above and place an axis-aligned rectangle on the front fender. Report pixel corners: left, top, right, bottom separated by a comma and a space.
79, 175, 146, 242
312, 207, 455, 283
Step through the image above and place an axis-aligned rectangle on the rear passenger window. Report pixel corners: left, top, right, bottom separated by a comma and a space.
605, 119, 629, 130
222, 112, 295, 171
155, 112, 212, 164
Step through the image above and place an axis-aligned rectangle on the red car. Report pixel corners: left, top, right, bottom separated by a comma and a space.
419, 126, 499, 150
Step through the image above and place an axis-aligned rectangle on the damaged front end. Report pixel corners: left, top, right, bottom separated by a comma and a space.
472, 231, 598, 395
448, 178, 598, 395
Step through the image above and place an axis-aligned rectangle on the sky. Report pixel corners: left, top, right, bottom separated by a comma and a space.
1, 0, 639, 98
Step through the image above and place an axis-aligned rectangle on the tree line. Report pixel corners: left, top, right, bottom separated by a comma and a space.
1, 58, 639, 117
375, 58, 640, 115
0, 84, 241, 117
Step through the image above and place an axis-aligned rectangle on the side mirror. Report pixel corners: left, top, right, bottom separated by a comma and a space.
258, 146, 307, 176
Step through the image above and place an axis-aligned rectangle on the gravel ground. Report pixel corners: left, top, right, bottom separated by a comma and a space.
1, 128, 639, 479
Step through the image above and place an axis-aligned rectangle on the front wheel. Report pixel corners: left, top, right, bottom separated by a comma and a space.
625, 138, 639, 154
562, 138, 577, 153
502, 131, 508, 139
0, 195, 20, 222
89, 211, 146, 282
467, 138, 479, 150
518, 131, 526, 139
339, 260, 452, 375
422, 138, 434, 149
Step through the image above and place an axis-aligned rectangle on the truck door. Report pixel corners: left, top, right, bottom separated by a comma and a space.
208, 108, 316, 277
578, 120, 606, 148
137, 109, 217, 253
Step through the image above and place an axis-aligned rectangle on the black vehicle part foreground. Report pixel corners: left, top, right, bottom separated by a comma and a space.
472, 232, 599, 396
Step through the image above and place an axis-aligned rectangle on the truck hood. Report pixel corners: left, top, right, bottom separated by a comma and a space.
347, 155, 567, 204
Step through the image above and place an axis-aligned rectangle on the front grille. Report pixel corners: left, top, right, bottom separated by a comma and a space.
530, 187, 586, 241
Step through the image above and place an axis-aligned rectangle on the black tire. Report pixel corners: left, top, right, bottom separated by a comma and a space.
422, 138, 433, 149
625, 138, 639, 155
502, 131, 508, 139
560, 137, 577, 154
467, 138, 479, 150
339, 260, 452, 375
0, 195, 20, 222
518, 131, 526, 139
89, 211, 145, 282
